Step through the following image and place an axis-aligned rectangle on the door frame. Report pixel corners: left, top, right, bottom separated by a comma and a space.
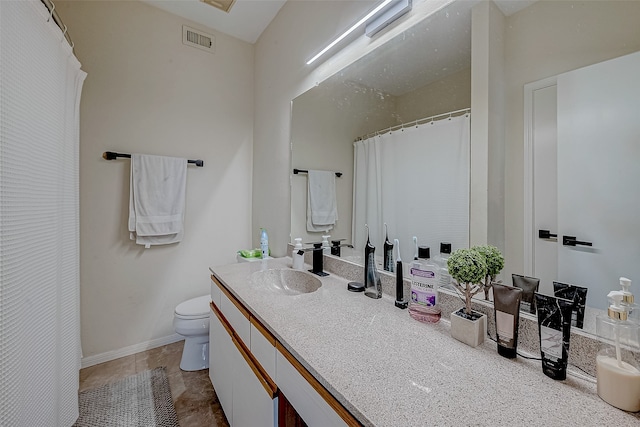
523, 75, 557, 276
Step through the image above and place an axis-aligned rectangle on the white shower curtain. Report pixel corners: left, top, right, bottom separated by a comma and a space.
352, 114, 470, 262
1, 1, 86, 426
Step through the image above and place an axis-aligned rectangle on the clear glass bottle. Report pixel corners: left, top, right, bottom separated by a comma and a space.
596, 291, 640, 412
408, 241, 441, 323
434, 242, 452, 289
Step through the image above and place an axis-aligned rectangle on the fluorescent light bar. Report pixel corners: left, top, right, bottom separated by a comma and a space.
306, 0, 395, 65
366, 0, 411, 37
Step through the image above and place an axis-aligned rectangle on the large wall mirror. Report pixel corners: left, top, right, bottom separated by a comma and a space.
290, 0, 640, 334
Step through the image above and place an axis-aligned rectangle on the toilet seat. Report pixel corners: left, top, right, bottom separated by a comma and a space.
175, 295, 211, 320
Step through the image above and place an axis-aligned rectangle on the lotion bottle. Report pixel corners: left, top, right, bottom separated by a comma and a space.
596, 291, 640, 412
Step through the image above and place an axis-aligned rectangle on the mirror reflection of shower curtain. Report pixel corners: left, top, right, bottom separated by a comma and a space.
352, 114, 470, 263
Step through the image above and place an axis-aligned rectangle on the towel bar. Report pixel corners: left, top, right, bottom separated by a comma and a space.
103, 151, 204, 167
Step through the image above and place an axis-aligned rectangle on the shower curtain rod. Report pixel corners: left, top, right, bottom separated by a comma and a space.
102, 151, 204, 167
41, 0, 73, 49
354, 107, 470, 142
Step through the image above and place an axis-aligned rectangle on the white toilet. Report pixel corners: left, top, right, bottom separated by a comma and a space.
173, 295, 211, 371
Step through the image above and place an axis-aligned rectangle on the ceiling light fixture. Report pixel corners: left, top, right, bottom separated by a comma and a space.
306, 0, 395, 65
200, 0, 236, 13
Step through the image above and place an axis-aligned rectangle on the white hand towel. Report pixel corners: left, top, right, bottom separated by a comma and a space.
128, 154, 187, 247
306, 170, 337, 232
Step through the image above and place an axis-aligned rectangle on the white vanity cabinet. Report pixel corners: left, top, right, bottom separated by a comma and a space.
209, 303, 234, 421
210, 276, 277, 427
209, 273, 359, 427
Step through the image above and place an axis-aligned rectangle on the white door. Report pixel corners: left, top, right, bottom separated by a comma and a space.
556, 51, 640, 310
529, 51, 640, 311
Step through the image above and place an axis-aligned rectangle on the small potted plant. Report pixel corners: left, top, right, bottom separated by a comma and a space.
474, 245, 505, 300
447, 247, 488, 347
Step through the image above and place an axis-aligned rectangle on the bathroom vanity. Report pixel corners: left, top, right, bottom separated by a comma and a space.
209, 257, 639, 426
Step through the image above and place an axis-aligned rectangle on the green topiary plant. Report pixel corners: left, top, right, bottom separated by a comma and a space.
447, 248, 488, 316
474, 245, 505, 300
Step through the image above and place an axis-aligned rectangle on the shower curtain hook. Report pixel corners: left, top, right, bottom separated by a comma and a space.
448, 113, 452, 120
60, 24, 68, 42
47, 2, 55, 22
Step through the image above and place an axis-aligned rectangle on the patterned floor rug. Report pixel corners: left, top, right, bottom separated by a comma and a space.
74, 367, 179, 427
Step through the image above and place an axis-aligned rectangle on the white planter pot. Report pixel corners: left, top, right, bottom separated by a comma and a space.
450, 309, 487, 348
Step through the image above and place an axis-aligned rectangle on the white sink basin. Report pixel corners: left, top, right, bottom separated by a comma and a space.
251, 269, 322, 296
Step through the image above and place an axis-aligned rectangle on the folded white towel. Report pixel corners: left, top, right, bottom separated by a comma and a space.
306, 170, 337, 232
128, 154, 187, 248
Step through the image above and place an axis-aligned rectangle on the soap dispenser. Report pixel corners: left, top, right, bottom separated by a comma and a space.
321, 235, 331, 254
596, 291, 640, 412
619, 277, 639, 323
292, 238, 304, 271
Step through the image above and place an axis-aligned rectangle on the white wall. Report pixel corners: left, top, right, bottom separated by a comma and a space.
395, 67, 471, 122
57, 1, 254, 361
254, 0, 455, 255
503, 0, 640, 280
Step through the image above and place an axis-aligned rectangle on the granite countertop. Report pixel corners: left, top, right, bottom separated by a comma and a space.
210, 257, 639, 427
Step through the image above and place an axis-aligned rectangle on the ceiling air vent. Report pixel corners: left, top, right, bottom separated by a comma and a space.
182, 26, 215, 54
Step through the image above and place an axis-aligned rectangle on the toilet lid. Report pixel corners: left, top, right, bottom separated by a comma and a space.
175, 295, 211, 317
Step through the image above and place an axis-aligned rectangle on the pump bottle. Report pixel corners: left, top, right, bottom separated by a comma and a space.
292, 238, 304, 270
595, 291, 640, 412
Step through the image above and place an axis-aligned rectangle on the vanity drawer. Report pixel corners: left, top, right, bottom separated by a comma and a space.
250, 317, 277, 380
276, 343, 356, 427
219, 286, 251, 345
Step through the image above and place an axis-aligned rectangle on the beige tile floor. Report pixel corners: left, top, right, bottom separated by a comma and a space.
79, 340, 229, 426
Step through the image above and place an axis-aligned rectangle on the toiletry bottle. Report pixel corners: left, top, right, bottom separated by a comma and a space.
321, 235, 331, 254
619, 277, 639, 323
292, 238, 304, 270
364, 228, 382, 299
260, 228, 269, 259
596, 291, 640, 412
534, 293, 573, 380
383, 223, 394, 272
394, 239, 407, 309
434, 242, 452, 288
408, 237, 441, 323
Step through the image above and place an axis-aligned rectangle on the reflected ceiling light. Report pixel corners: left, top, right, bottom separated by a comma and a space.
306, 0, 396, 65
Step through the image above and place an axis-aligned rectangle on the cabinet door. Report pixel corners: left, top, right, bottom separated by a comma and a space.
232, 336, 277, 427
276, 346, 349, 427
210, 305, 234, 424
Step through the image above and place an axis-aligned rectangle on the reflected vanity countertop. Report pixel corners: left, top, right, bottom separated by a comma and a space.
209, 257, 639, 427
